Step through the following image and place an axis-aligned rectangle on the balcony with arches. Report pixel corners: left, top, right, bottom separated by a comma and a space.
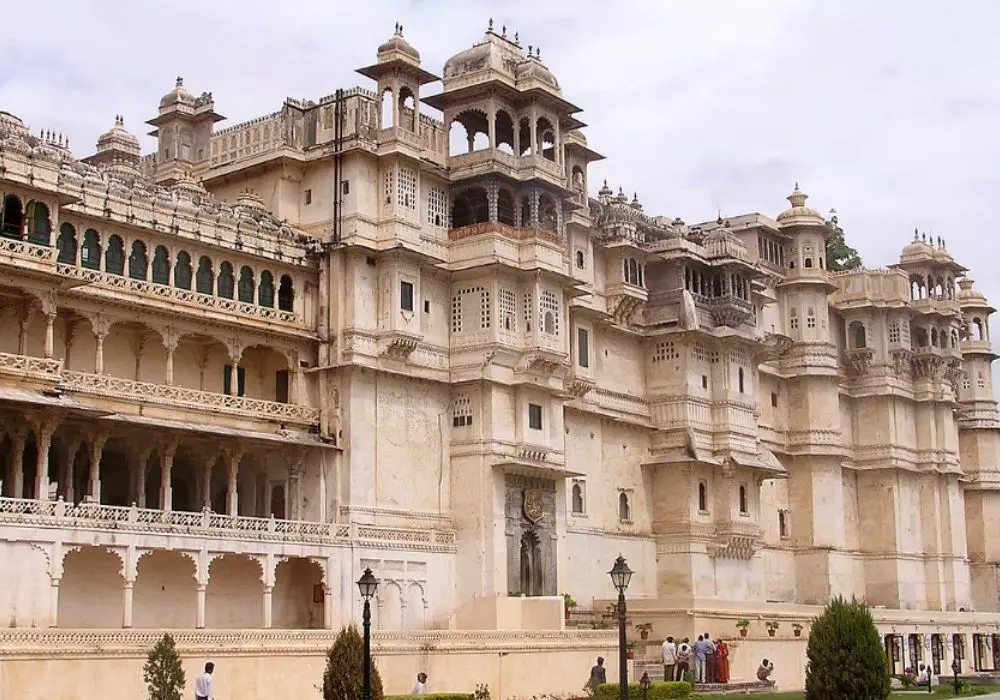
52, 220, 309, 332
445, 108, 565, 189
0, 194, 65, 277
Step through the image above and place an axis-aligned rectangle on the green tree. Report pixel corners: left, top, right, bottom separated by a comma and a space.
143, 633, 186, 700
826, 210, 863, 272
805, 596, 890, 700
322, 625, 384, 700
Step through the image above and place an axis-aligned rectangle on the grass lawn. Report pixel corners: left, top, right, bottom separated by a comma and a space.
694, 691, 995, 699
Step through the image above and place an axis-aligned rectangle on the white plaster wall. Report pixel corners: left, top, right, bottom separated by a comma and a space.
0, 542, 50, 627
562, 531, 657, 604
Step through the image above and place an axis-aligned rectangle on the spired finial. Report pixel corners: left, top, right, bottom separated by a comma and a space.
793, 181, 800, 192
922, 231, 927, 242
514, 31, 519, 43
488, 17, 494, 32
502, 24, 507, 37
175, 76, 184, 88
913, 227, 919, 241
528, 44, 533, 55
537, 47, 542, 59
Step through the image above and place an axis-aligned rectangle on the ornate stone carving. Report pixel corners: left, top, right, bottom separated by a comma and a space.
843, 347, 875, 377
522, 489, 544, 524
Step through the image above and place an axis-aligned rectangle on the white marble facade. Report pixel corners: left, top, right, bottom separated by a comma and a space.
1, 23, 1000, 694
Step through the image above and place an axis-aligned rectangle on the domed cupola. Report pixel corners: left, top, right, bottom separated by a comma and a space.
377, 23, 420, 64
515, 46, 560, 91
776, 183, 826, 229
159, 77, 196, 109
900, 229, 936, 264
96, 115, 141, 159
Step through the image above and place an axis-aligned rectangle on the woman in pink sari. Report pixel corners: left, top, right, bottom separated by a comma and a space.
716, 640, 731, 684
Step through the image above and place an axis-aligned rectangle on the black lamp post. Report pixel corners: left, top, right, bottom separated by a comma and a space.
357, 567, 380, 700
609, 555, 634, 700
640, 671, 650, 700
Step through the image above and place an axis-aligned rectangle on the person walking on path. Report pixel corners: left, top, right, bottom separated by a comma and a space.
411, 672, 428, 695
661, 635, 677, 682
585, 656, 607, 695
194, 662, 215, 700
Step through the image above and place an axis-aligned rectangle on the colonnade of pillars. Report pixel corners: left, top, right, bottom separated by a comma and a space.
48, 547, 334, 630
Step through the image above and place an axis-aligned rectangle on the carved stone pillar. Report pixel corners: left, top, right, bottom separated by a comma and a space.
18, 301, 34, 356
43, 307, 56, 359
161, 325, 179, 386
262, 585, 274, 629
226, 448, 243, 516
226, 339, 244, 397
528, 188, 540, 228
33, 417, 58, 500
49, 577, 60, 628
195, 584, 207, 629
201, 453, 217, 511
288, 449, 306, 520
122, 580, 135, 628
87, 431, 109, 503
487, 102, 497, 150
324, 584, 334, 629
61, 437, 80, 503
7, 428, 27, 498
556, 200, 565, 238
134, 447, 151, 507
160, 440, 177, 511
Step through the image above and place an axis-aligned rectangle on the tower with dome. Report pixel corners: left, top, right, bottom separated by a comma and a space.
0, 22, 1000, 700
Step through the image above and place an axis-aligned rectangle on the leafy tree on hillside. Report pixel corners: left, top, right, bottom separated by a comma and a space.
805, 596, 890, 700
827, 209, 863, 272
322, 625, 384, 700
143, 633, 186, 700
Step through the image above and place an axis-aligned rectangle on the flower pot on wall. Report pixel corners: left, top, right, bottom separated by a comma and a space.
794, 629, 802, 637
767, 629, 776, 637
640, 630, 649, 640
739, 628, 748, 638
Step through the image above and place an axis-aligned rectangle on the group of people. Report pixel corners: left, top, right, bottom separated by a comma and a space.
661, 634, 730, 684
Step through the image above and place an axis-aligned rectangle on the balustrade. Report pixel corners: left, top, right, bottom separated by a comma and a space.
55, 264, 300, 326
59, 370, 319, 425
0, 497, 455, 550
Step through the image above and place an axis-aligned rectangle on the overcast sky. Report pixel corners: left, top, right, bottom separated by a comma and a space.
2, 0, 999, 302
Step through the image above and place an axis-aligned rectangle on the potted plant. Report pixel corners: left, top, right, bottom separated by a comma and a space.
563, 593, 578, 621
736, 619, 750, 637
765, 621, 780, 637
636, 622, 654, 640
626, 641, 636, 660
792, 622, 804, 637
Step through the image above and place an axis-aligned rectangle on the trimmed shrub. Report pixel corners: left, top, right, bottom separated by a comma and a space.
595, 681, 692, 700
322, 625, 384, 700
805, 596, 890, 700
143, 633, 185, 700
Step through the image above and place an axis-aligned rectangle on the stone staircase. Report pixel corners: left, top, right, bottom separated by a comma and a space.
566, 608, 613, 630
633, 660, 772, 695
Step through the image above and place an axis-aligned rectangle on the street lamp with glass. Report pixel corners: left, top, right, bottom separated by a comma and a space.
357, 567, 380, 700
609, 555, 633, 700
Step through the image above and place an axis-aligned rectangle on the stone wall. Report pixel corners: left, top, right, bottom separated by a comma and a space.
0, 629, 616, 700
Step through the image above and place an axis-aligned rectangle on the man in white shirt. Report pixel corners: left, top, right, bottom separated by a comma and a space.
411, 672, 428, 695
195, 662, 215, 700
661, 636, 677, 682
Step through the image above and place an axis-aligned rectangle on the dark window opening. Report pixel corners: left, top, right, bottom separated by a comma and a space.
304, 189, 312, 205
577, 327, 590, 368
778, 510, 788, 538
278, 275, 294, 312
528, 403, 543, 430
275, 370, 289, 403
701, 375, 708, 390
424, 300, 430, 313
698, 482, 708, 512
771, 392, 778, 408
174, 251, 193, 290
400, 280, 414, 312
739, 485, 748, 514
342, 181, 350, 195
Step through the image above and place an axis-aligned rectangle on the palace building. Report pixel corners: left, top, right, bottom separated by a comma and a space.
2, 22, 1000, 698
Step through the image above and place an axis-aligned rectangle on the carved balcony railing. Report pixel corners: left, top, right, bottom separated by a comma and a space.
55, 264, 301, 327
693, 293, 754, 328
0, 236, 59, 268
0, 497, 457, 551
60, 370, 320, 426
0, 351, 63, 382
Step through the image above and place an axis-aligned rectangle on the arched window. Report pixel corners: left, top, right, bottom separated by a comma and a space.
739, 485, 748, 514
151, 246, 170, 284
571, 484, 584, 514
738, 367, 745, 393
196, 256, 214, 295
952, 329, 960, 349
26, 201, 51, 245
931, 328, 939, 347
56, 223, 77, 264
258, 270, 275, 308
804, 257, 813, 268
575, 250, 585, 269
915, 326, 928, 348
698, 482, 708, 512
973, 318, 984, 342
849, 321, 867, 349
128, 240, 148, 280
278, 275, 294, 312
237, 266, 255, 303
105, 235, 125, 275
218, 262, 235, 299
618, 492, 631, 522
1, 194, 23, 238
497, 189, 516, 226
450, 188, 489, 228
81, 229, 101, 270
174, 251, 193, 290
